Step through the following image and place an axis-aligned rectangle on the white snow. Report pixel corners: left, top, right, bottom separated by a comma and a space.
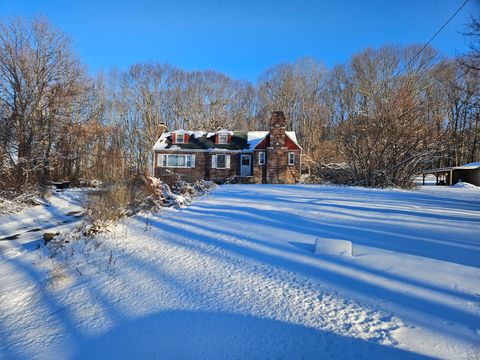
247, 131, 269, 149
1, 184, 479, 359
192, 131, 206, 139
246, 131, 300, 149
0, 197, 24, 215
152, 130, 301, 151
151, 132, 170, 150
314, 238, 353, 256
0, 189, 84, 260
460, 161, 480, 168
452, 181, 477, 189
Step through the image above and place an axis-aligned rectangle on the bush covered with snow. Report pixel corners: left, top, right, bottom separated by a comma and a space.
0, 189, 50, 215
71, 176, 216, 236
304, 162, 418, 188
138, 177, 216, 211
303, 163, 356, 185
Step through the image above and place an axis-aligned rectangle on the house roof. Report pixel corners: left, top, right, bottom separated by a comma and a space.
152, 130, 301, 151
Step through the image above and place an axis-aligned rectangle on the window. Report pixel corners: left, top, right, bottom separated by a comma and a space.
258, 152, 265, 165
175, 133, 185, 144
160, 154, 194, 168
218, 133, 229, 144
168, 155, 185, 167
288, 152, 295, 165
217, 154, 226, 168
212, 154, 230, 169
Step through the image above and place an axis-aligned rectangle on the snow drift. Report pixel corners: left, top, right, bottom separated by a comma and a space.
314, 238, 353, 256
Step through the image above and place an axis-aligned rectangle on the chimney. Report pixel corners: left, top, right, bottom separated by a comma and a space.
269, 111, 286, 148
158, 122, 167, 137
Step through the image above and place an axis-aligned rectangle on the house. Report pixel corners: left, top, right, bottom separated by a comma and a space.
151, 111, 302, 183
419, 162, 480, 186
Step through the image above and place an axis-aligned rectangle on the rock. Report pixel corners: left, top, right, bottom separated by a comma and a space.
43, 232, 59, 244
314, 238, 353, 256
51, 181, 70, 189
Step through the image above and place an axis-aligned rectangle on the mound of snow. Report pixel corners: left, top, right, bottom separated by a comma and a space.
453, 181, 477, 189
314, 238, 353, 256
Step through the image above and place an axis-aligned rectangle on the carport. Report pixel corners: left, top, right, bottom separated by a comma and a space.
420, 162, 480, 186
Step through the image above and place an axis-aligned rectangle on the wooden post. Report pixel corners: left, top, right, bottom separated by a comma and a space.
422, 174, 426, 185
449, 170, 453, 186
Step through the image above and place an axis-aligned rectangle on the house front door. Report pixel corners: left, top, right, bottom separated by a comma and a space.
240, 154, 252, 177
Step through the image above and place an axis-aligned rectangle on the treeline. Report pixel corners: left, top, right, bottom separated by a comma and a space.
1, 16, 479, 190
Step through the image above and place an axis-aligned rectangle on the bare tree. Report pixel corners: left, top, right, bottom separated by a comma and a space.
169, 69, 255, 130
0, 16, 88, 189
459, 16, 480, 71
334, 46, 445, 187
257, 58, 330, 160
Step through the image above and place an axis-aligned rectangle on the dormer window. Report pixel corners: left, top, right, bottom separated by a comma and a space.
218, 134, 228, 144
175, 133, 185, 143
216, 131, 231, 145
173, 132, 187, 144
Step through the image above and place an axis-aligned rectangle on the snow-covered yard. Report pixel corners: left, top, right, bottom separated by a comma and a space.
0, 184, 479, 359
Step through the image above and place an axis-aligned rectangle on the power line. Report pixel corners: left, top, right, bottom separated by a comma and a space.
390, 0, 470, 82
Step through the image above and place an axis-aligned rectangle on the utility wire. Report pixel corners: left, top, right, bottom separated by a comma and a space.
390, 0, 470, 83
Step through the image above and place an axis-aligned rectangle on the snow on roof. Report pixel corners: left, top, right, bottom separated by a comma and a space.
460, 162, 480, 169
422, 162, 480, 174
217, 129, 233, 135
152, 132, 169, 150
152, 129, 301, 151
153, 130, 205, 150
192, 131, 206, 139
247, 131, 269, 149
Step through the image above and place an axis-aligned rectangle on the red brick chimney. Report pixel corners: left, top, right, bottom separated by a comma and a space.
269, 111, 286, 148
158, 122, 167, 137
266, 111, 288, 184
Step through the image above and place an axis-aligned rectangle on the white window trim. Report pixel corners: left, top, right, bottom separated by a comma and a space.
159, 154, 195, 168
217, 133, 229, 144
174, 133, 185, 144
288, 152, 295, 166
258, 152, 265, 165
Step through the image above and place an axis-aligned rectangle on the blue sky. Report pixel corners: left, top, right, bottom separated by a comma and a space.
1, 0, 478, 81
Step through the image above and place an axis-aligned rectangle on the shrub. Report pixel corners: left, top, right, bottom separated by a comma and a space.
85, 176, 216, 227
85, 177, 147, 223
